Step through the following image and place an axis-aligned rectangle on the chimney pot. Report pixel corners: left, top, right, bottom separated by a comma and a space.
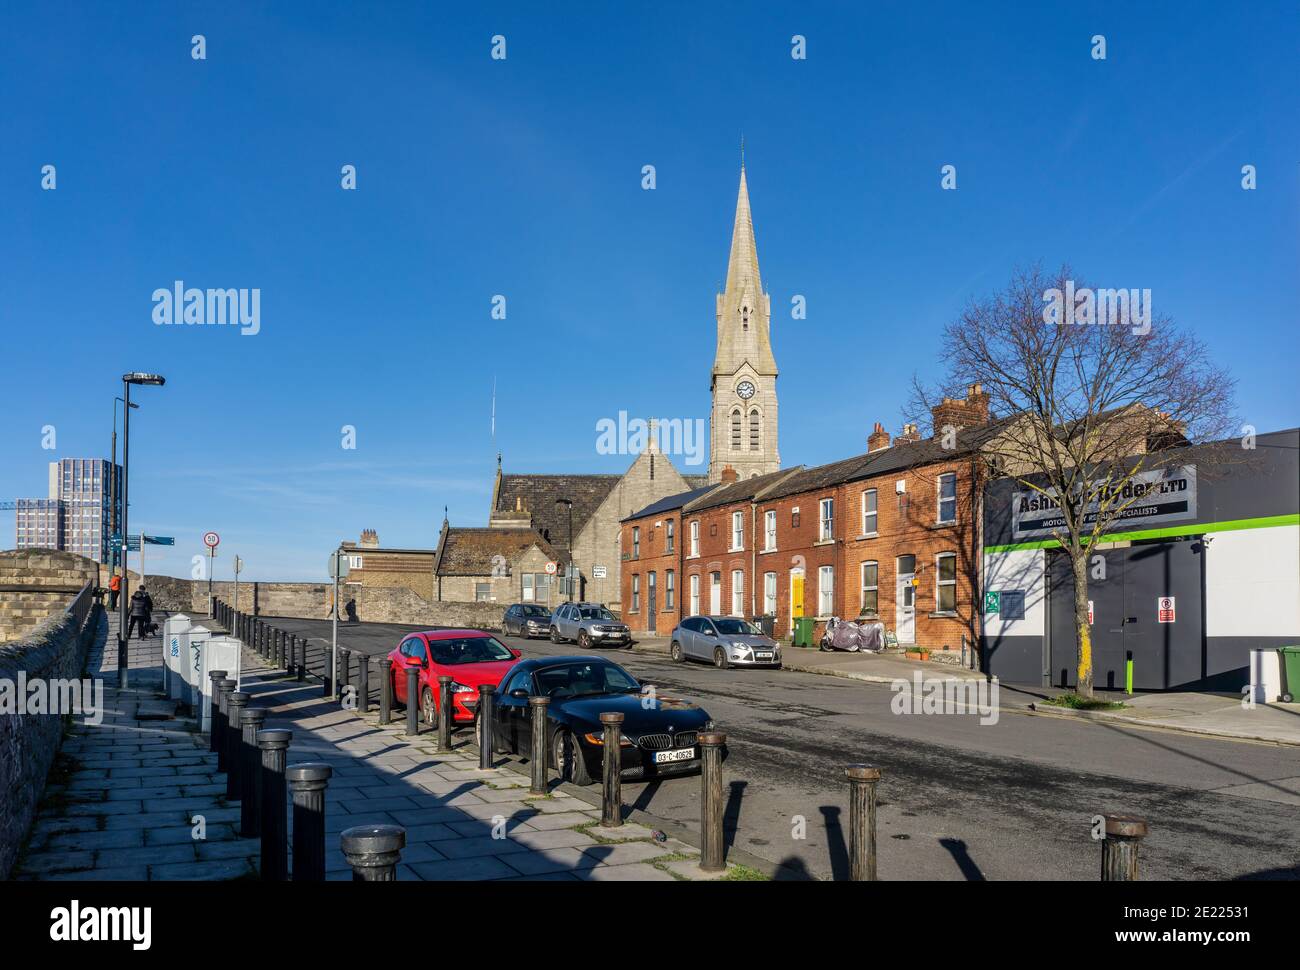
721, 465, 739, 484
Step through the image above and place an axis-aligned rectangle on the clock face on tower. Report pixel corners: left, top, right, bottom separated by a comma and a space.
735, 381, 756, 400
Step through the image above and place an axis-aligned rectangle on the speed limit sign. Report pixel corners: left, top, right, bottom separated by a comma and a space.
203, 531, 221, 549
544, 561, 558, 575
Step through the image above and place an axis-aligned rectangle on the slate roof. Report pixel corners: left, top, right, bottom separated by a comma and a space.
682, 467, 803, 514
436, 527, 559, 577
842, 415, 1018, 485
623, 485, 720, 523
494, 473, 621, 550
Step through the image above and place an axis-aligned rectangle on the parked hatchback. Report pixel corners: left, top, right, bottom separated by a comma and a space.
503, 603, 553, 638
388, 629, 522, 728
670, 615, 781, 669
549, 602, 631, 648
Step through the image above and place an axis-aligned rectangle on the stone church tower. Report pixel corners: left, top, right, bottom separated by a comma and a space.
709, 161, 780, 483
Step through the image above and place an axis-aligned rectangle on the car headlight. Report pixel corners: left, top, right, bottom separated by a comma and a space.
451, 682, 475, 693
732, 642, 751, 651
582, 732, 634, 746
590, 625, 604, 633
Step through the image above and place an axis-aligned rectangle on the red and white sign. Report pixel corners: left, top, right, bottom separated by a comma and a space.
544, 561, 558, 575
1087, 600, 1094, 625
1157, 596, 1176, 623
203, 531, 221, 549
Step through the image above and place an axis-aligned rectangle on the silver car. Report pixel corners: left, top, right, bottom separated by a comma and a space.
670, 615, 781, 669
549, 602, 631, 648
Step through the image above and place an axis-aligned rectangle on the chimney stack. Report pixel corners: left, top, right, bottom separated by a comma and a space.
896, 423, 921, 444
867, 422, 891, 452
720, 465, 739, 484
930, 382, 991, 439
360, 529, 379, 548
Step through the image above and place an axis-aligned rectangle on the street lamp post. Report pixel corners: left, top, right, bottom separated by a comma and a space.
110, 397, 136, 571
117, 372, 166, 688
555, 499, 574, 603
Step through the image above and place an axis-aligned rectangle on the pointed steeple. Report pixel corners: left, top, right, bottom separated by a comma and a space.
723, 163, 763, 298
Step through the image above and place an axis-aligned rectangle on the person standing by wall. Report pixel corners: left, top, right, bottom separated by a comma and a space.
127, 585, 153, 639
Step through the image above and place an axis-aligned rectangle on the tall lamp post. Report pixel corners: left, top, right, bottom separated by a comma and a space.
118, 372, 166, 688
555, 498, 574, 603
110, 396, 136, 571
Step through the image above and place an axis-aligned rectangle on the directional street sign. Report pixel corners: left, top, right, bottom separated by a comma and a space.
143, 535, 174, 546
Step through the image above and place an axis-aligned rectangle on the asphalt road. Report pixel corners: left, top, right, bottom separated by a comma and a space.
257, 615, 1300, 881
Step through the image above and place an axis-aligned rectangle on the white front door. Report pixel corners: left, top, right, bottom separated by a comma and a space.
709, 572, 722, 614
896, 559, 916, 643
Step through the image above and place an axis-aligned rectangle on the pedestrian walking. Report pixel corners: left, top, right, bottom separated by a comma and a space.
345, 597, 358, 623
127, 585, 154, 639
109, 571, 121, 611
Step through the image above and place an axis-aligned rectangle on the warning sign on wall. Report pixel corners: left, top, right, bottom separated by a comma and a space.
1157, 596, 1176, 623
1088, 600, 1094, 625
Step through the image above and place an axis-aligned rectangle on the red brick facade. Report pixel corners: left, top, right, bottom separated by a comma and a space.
620, 509, 683, 635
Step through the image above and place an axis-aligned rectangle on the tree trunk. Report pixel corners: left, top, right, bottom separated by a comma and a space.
1071, 550, 1093, 698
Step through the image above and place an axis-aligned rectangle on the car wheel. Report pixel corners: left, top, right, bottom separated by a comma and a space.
421, 687, 436, 726
670, 641, 683, 663
550, 626, 562, 644
552, 729, 593, 786
578, 630, 591, 649
714, 647, 730, 670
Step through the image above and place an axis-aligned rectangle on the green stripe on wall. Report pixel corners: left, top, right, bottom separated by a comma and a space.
983, 513, 1300, 554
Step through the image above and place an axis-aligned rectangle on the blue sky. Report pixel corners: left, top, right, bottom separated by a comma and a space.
2, 1, 1297, 581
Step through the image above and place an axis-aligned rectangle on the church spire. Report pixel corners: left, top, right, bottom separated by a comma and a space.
723, 161, 763, 298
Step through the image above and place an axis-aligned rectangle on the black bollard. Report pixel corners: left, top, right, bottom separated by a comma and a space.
259, 622, 267, 659
846, 764, 881, 881
405, 665, 420, 737
437, 676, 453, 752
290, 634, 299, 678
239, 707, 267, 837
338, 648, 351, 701
529, 695, 551, 795
378, 657, 392, 725
699, 731, 727, 872
477, 683, 495, 769
322, 641, 333, 698
287, 763, 332, 882
257, 729, 293, 881
599, 712, 623, 827
225, 692, 250, 800
357, 652, 370, 715
296, 635, 305, 682
340, 824, 406, 882
215, 678, 236, 772
206, 669, 228, 749
1101, 815, 1148, 881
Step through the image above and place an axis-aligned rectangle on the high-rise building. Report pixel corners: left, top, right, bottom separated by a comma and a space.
12, 458, 122, 564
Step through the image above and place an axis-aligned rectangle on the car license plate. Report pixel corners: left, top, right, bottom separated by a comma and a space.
756, 652, 773, 660
654, 748, 694, 764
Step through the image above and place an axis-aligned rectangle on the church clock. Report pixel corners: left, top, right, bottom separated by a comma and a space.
735, 380, 756, 400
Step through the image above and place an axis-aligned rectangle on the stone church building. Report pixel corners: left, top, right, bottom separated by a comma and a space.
341, 160, 781, 614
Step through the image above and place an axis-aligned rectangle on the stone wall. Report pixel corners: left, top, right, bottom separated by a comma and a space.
0, 589, 101, 879
0, 550, 101, 643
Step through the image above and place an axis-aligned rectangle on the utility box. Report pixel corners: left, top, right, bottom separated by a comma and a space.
163, 613, 191, 700
198, 634, 240, 733
180, 623, 213, 710
1249, 648, 1282, 704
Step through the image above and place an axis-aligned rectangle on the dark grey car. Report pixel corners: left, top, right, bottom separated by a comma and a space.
503, 603, 553, 638
670, 616, 781, 669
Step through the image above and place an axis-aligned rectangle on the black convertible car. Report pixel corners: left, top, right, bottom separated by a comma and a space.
488, 656, 715, 786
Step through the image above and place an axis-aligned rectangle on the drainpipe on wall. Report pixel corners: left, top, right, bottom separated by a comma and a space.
750, 501, 758, 619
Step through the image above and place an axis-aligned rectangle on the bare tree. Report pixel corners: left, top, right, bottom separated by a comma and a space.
914, 265, 1236, 697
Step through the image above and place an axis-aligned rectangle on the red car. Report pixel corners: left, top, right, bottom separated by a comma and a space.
388, 629, 522, 728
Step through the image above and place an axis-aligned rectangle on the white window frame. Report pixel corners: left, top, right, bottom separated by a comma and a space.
763, 571, 777, 615
860, 561, 879, 614
937, 473, 957, 525
632, 526, 640, 559
819, 498, 834, 541
731, 511, 745, 551
689, 573, 700, 615
861, 489, 877, 536
631, 574, 640, 611
665, 519, 674, 553
818, 565, 835, 617
689, 520, 700, 558
665, 569, 675, 609
764, 510, 777, 551
731, 569, 745, 617
936, 552, 957, 612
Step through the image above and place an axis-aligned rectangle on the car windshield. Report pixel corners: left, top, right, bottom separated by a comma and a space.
713, 618, 761, 635
427, 636, 514, 665
533, 661, 639, 699
520, 605, 549, 617
579, 607, 615, 621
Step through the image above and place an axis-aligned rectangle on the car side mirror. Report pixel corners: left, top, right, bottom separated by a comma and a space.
510, 648, 521, 659
509, 688, 529, 699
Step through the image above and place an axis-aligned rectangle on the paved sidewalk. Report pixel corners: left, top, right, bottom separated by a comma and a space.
18, 614, 745, 881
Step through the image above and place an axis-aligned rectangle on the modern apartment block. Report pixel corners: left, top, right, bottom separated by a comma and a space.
13, 458, 122, 565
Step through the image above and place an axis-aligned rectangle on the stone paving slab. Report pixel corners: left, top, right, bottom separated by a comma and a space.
16, 614, 747, 881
